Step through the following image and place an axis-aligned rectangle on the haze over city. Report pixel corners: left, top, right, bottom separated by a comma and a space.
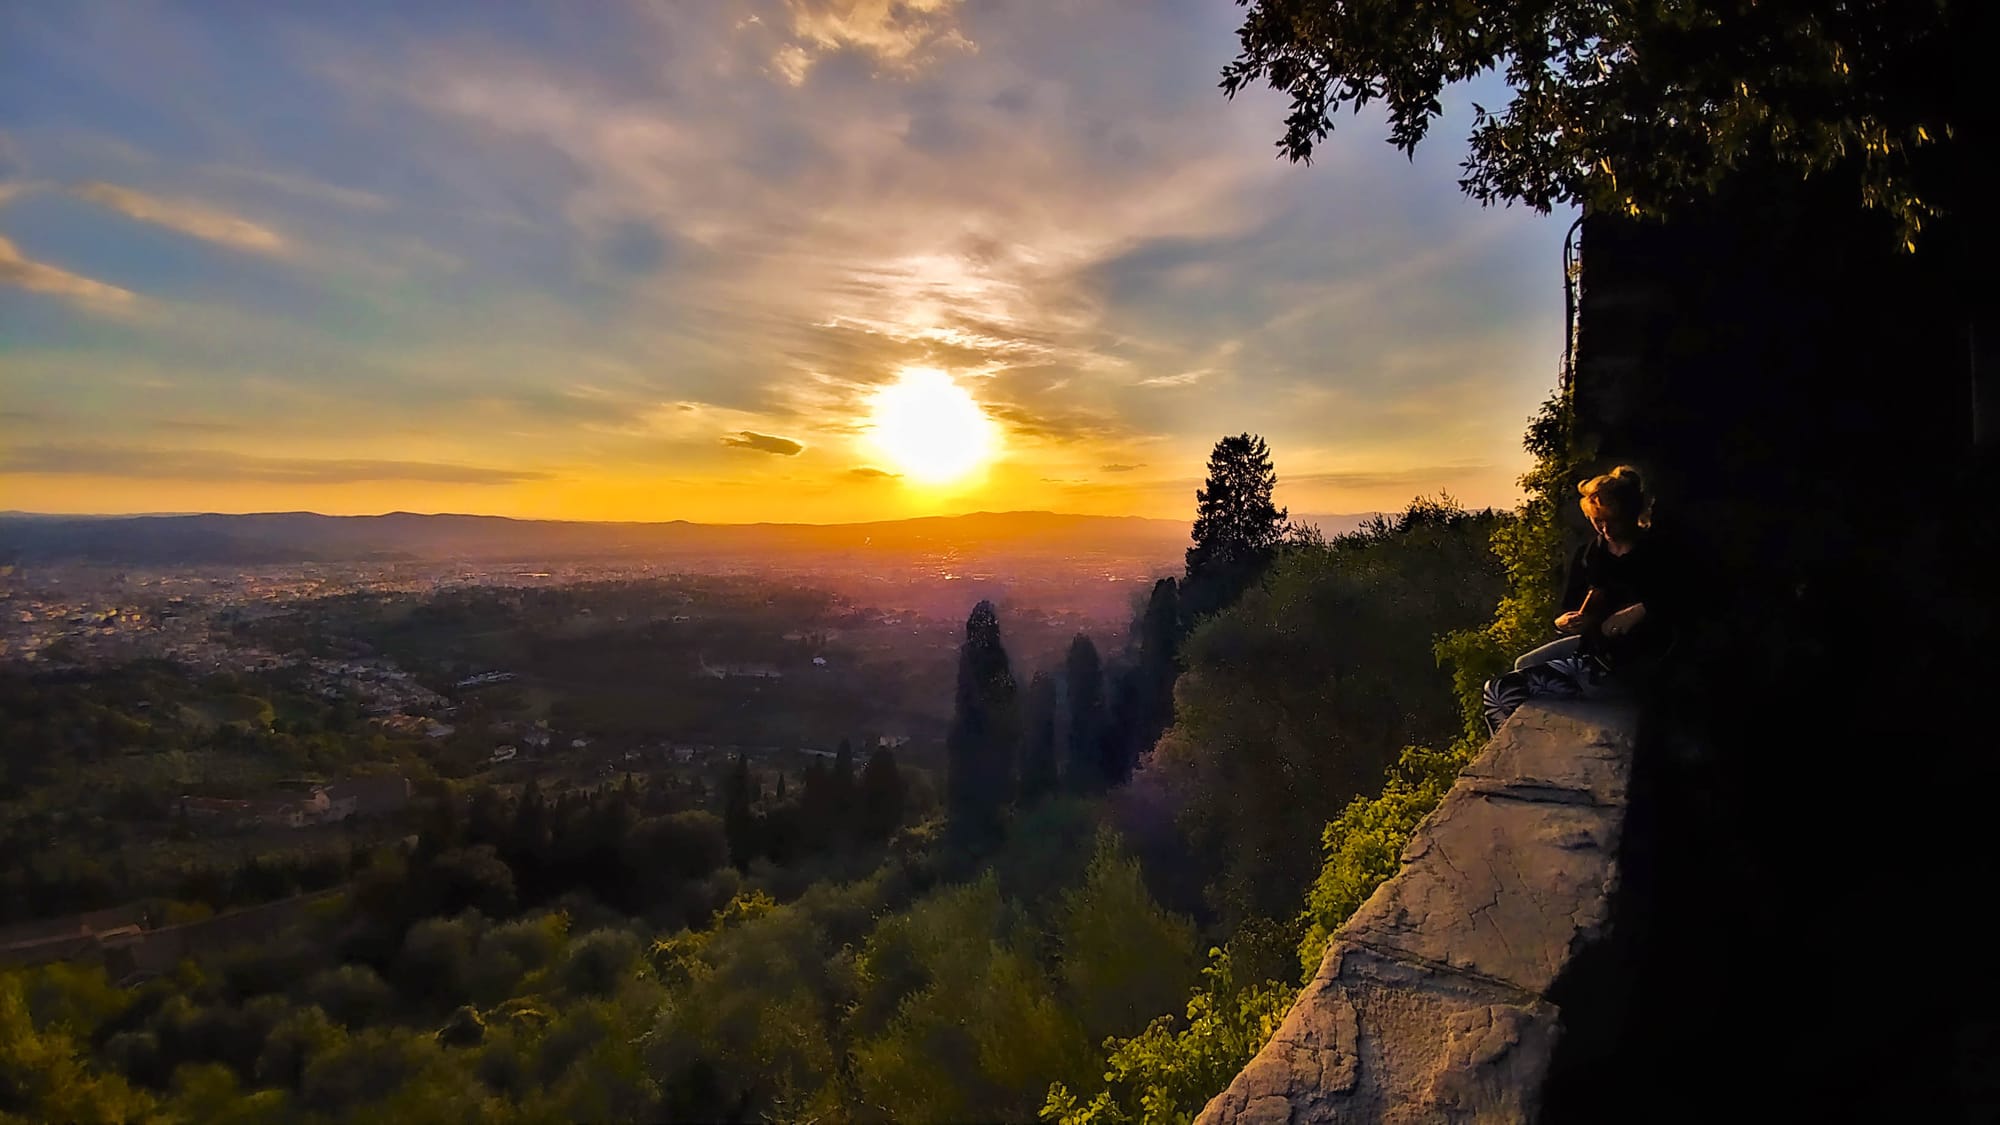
1, 0, 1564, 523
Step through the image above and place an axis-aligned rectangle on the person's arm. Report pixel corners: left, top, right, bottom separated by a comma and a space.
1554, 543, 1592, 631
1560, 543, 1590, 612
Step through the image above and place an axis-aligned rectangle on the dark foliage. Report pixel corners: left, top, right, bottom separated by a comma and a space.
945, 601, 1019, 844
1220, 0, 1966, 247
1184, 434, 1288, 620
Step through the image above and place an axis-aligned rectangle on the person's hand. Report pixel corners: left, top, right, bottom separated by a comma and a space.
1554, 610, 1584, 633
1601, 603, 1646, 638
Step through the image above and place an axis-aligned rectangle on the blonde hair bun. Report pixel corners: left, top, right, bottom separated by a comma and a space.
1578, 465, 1654, 529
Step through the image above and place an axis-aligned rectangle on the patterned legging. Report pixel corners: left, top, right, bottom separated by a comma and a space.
1481, 635, 1604, 736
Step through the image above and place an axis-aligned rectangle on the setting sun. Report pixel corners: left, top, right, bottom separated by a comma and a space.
865, 367, 998, 485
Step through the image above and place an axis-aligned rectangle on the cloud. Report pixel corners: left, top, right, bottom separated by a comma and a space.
1099, 463, 1143, 473
848, 466, 900, 478
1137, 369, 1208, 388
1, 445, 548, 485
983, 401, 1124, 445
73, 181, 288, 255
0, 234, 139, 311
150, 418, 245, 433
721, 430, 805, 456
204, 165, 392, 211
776, 0, 972, 84
1286, 463, 1492, 489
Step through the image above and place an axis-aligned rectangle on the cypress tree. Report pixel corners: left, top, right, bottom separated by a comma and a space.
722, 755, 757, 869
946, 600, 1019, 843
1018, 670, 1060, 802
1065, 634, 1109, 791
858, 748, 906, 843
833, 739, 858, 842
1131, 576, 1183, 762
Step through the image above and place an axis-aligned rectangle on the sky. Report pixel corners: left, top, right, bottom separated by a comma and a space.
0, 0, 1573, 524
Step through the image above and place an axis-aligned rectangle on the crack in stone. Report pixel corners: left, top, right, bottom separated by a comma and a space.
1339, 937, 1548, 1007
1462, 779, 1612, 807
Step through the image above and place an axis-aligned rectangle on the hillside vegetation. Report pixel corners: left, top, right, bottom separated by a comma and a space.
0, 414, 1574, 1123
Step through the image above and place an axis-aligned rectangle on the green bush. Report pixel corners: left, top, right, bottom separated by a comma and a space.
1295, 741, 1470, 977
1041, 946, 1294, 1125
300, 964, 396, 1029
559, 929, 644, 998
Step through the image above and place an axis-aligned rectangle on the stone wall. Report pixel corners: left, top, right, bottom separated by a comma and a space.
1197, 698, 1635, 1123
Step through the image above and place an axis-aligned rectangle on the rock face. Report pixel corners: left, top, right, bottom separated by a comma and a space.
1197, 699, 1635, 1124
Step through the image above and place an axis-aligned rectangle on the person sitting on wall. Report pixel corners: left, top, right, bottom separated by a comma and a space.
1481, 465, 1682, 735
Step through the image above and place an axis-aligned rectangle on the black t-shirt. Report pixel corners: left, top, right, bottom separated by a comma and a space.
1561, 528, 1686, 669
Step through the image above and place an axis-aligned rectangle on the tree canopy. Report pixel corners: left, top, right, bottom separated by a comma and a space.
1221, 0, 1965, 247
1185, 434, 1288, 618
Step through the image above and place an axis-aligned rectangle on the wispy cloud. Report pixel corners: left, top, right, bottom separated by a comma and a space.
984, 401, 1126, 445
149, 418, 245, 433
0, 234, 138, 311
203, 166, 391, 212
73, 181, 288, 255
1287, 463, 1492, 489
848, 466, 900, 479
722, 431, 806, 456
772, 0, 972, 84
1099, 463, 1143, 473
2, 445, 549, 485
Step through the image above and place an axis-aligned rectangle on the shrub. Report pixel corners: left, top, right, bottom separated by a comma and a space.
559, 929, 643, 998
299, 965, 395, 1029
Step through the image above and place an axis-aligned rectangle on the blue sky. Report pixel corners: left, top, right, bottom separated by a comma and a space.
0, 0, 1572, 522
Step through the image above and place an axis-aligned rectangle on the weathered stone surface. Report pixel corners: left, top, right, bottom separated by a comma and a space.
1196, 943, 1560, 1124
1198, 699, 1635, 1123
1340, 782, 1620, 995
1457, 697, 1635, 808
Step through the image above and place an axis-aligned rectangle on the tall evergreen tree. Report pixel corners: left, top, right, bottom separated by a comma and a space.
833, 739, 857, 807
1018, 670, 1059, 803
799, 759, 834, 845
946, 600, 1019, 843
832, 739, 858, 843
858, 748, 906, 843
1064, 634, 1110, 792
1120, 576, 1184, 769
1184, 434, 1288, 619
1103, 662, 1143, 786
510, 779, 547, 858
722, 755, 757, 869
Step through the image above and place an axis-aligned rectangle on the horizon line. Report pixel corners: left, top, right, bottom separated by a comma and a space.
0, 507, 1386, 528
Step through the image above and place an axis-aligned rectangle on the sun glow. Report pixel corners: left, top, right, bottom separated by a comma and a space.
865, 367, 998, 485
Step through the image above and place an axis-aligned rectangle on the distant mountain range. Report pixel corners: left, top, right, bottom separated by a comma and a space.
0, 509, 1385, 567
0, 510, 1162, 566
